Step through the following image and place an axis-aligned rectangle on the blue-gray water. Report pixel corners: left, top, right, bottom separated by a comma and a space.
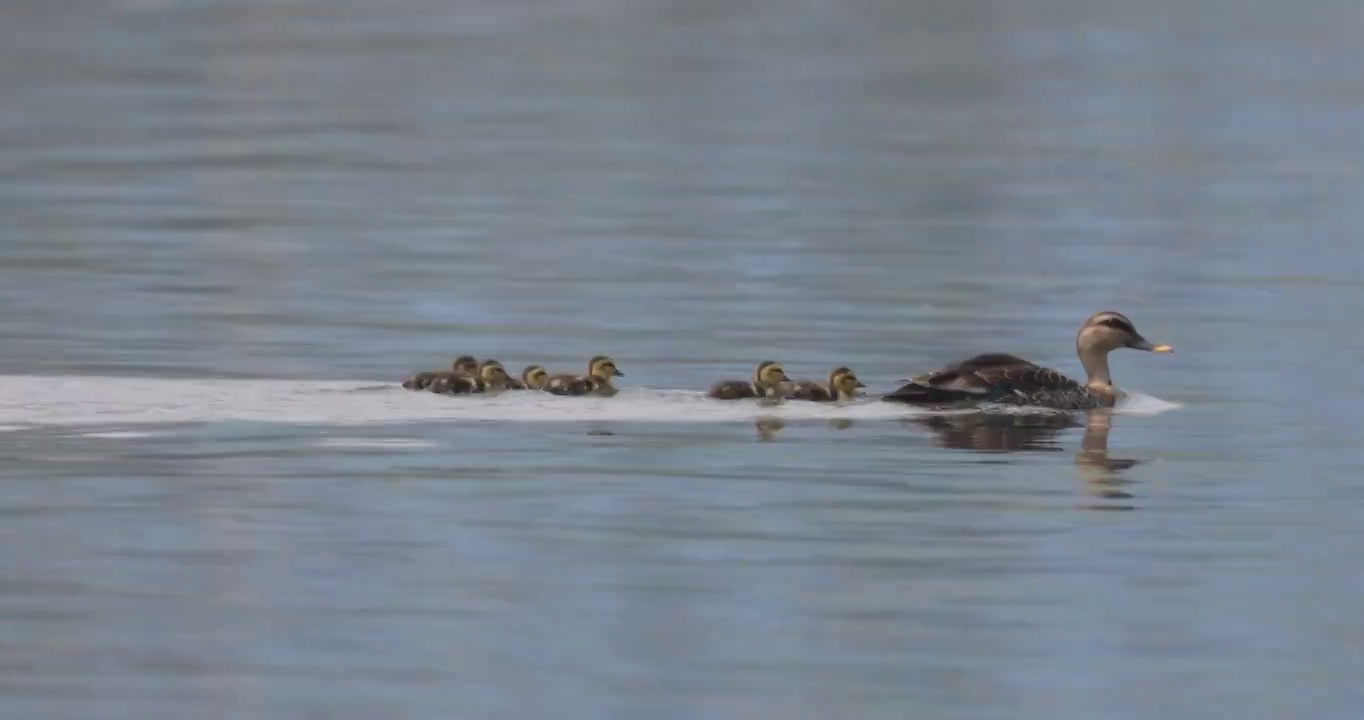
3, 1, 1363, 718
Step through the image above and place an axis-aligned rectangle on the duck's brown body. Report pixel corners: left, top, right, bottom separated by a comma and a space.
475, 360, 517, 392
428, 374, 487, 394
545, 376, 607, 396
882, 312, 1172, 410
401, 373, 436, 391
784, 367, 865, 402
884, 353, 1104, 408
785, 383, 839, 401
708, 361, 790, 400
428, 361, 512, 396
402, 355, 479, 390
545, 356, 623, 397
708, 381, 769, 400
520, 365, 550, 391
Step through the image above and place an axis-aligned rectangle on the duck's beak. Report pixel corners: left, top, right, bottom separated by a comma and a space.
854, 380, 867, 388
1129, 337, 1174, 353
613, 369, 625, 377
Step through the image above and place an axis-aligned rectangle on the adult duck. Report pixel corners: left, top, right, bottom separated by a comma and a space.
882, 311, 1172, 409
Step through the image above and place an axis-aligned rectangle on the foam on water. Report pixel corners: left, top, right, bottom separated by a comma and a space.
314, 438, 442, 450
0, 376, 1181, 429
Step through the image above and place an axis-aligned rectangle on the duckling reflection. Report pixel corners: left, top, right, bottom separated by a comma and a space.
752, 417, 855, 441
755, 416, 784, 442
910, 412, 1081, 453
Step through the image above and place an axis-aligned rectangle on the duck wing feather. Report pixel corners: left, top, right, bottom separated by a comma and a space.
708, 380, 761, 400
783, 381, 833, 401
887, 353, 1082, 405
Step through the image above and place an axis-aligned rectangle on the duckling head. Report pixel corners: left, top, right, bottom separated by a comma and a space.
754, 361, 789, 387
479, 361, 511, 385
452, 355, 479, 374
829, 367, 866, 397
589, 355, 624, 380
522, 364, 550, 390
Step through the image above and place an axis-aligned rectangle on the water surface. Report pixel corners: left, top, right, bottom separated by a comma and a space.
2, 1, 1363, 718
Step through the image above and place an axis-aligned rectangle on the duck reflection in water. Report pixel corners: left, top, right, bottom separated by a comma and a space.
909, 409, 1142, 508
1074, 409, 1141, 507
911, 412, 1080, 453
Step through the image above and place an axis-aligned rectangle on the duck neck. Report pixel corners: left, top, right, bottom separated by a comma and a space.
1079, 346, 1112, 388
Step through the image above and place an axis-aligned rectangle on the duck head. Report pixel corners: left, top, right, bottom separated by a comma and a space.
829, 367, 866, 398
522, 365, 550, 390
1077, 311, 1172, 387
588, 355, 624, 380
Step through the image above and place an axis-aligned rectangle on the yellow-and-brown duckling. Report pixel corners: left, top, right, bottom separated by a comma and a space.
429, 361, 513, 395
475, 359, 519, 391
882, 310, 1173, 410
545, 356, 623, 397
707, 361, 790, 400
519, 365, 550, 391
402, 355, 479, 390
784, 366, 866, 402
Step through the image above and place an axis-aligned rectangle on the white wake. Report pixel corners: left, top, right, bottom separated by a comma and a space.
0, 376, 1180, 429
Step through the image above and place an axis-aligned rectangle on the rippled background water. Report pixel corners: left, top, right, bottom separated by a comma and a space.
3, 1, 1364, 718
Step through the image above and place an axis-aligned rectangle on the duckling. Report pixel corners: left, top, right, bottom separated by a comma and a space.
784, 366, 866, 402
520, 365, 550, 391
476, 359, 518, 391
402, 355, 479, 390
429, 361, 512, 395
545, 356, 624, 397
708, 361, 790, 400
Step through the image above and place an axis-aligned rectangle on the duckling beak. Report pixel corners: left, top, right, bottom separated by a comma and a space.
854, 380, 867, 388
613, 369, 624, 377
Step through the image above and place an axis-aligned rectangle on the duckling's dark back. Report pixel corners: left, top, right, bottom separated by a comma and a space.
429, 374, 485, 394
545, 375, 600, 396
783, 381, 834, 401
402, 371, 438, 390
708, 380, 762, 400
